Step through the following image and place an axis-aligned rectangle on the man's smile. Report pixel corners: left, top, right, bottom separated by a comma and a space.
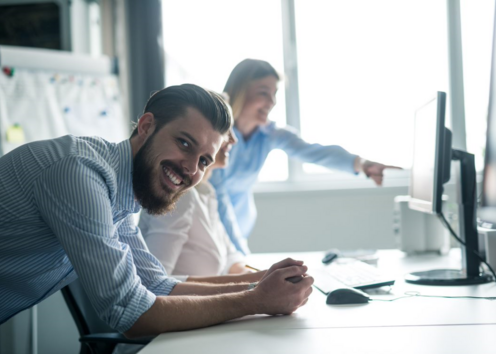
162, 165, 184, 190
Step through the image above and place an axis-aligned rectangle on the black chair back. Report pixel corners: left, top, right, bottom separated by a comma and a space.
62, 279, 115, 336
62, 279, 152, 354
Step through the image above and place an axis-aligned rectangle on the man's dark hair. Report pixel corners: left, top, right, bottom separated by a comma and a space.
130, 84, 232, 137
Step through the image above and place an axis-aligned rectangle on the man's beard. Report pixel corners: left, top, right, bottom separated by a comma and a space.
132, 135, 190, 215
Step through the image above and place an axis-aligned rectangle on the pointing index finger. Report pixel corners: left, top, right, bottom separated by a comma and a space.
384, 165, 403, 170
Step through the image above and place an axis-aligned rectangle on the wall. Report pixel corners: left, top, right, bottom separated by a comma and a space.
249, 182, 460, 254
250, 185, 408, 253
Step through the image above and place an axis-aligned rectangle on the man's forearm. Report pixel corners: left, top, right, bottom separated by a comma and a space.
185, 274, 245, 284
124, 258, 314, 338
170, 281, 249, 294
185, 271, 262, 285
124, 290, 258, 338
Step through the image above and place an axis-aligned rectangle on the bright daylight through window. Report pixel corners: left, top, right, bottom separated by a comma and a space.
295, 0, 448, 178
162, 0, 287, 182
460, 0, 495, 171
162, 0, 493, 183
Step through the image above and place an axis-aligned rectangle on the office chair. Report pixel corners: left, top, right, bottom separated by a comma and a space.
61, 280, 154, 354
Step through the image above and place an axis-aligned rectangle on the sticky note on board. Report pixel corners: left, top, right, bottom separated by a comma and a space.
6, 124, 25, 143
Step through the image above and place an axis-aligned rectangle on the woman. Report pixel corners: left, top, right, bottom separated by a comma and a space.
139, 128, 263, 283
210, 59, 398, 254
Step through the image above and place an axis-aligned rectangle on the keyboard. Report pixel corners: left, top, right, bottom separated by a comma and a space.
312, 258, 395, 294
478, 218, 496, 230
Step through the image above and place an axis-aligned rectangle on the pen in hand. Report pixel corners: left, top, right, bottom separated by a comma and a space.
245, 264, 260, 272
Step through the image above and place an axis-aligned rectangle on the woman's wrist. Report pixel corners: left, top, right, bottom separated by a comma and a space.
354, 156, 364, 173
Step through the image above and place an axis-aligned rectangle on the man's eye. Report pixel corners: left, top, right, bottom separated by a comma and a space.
200, 157, 208, 166
179, 139, 189, 148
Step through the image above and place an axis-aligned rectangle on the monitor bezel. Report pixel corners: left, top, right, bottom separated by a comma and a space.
408, 91, 447, 215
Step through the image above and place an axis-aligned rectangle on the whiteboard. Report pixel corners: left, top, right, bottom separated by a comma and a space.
0, 45, 129, 156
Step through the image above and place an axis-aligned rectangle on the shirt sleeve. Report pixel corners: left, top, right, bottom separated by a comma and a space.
209, 169, 250, 255
270, 125, 359, 174
139, 190, 194, 275
221, 229, 246, 275
33, 155, 169, 333
116, 215, 180, 297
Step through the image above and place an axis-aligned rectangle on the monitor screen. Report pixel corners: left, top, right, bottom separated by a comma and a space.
0, 2, 62, 50
409, 92, 448, 215
480, 4, 496, 224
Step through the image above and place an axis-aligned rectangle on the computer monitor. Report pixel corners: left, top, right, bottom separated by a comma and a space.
409, 92, 452, 215
406, 91, 491, 285
480, 3, 496, 225
0, 0, 71, 51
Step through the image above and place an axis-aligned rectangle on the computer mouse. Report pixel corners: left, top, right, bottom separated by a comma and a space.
322, 250, 339, 264
326, 287, 370, 305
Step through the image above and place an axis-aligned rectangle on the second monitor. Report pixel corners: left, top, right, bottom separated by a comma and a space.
406, 91, 492, 285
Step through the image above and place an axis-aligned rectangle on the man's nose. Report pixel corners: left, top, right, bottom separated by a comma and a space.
181, 158, 198, 176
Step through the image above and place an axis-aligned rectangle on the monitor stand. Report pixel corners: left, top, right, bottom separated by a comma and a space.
405, 150, 492, 286
405, 269, 491, 285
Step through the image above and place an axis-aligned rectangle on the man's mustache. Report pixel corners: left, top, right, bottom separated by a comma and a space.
160, 161, 192, 187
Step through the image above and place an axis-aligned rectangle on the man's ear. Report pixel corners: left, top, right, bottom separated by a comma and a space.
137, 112, 156, 142
130, 113, 157, 158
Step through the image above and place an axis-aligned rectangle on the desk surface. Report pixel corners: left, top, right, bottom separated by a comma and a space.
140, 250, 496, 354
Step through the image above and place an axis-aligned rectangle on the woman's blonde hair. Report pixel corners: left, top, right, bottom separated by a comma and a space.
223, 59, 280, 120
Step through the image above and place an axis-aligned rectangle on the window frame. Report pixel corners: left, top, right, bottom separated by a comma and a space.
270, 0, 468, 189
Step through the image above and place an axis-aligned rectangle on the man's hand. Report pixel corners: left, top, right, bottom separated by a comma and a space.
355, 158, 402, 186
241, 270, 266, 282
252, 262, 313, 315
124, 258, 312, 337
259, 258, 305, 282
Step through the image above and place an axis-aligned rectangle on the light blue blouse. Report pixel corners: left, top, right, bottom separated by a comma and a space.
209, 122, 358, 254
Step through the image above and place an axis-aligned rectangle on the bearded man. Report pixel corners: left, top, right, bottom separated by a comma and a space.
0, 84, 313, 337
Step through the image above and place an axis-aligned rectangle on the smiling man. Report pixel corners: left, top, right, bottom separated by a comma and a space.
0, 84, 313, 337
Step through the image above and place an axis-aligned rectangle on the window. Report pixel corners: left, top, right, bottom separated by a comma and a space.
162, 0, 288, 181
162, 1, 488, 185
294, 0, 448, 178
460, 0, 495, 171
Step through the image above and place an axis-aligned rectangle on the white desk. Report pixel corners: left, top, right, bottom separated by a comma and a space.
140, 250, 496, 354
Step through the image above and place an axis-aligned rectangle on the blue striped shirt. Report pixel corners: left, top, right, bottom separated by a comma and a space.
0, 135, 179, 332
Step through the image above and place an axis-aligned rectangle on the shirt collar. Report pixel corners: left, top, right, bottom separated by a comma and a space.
233, 121, 275, 142
259, 120, 276, 134
115, 139, 141, 213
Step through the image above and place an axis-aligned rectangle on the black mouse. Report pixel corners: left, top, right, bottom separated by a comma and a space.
326, 287, 370, 305
322, 250, 339, 264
